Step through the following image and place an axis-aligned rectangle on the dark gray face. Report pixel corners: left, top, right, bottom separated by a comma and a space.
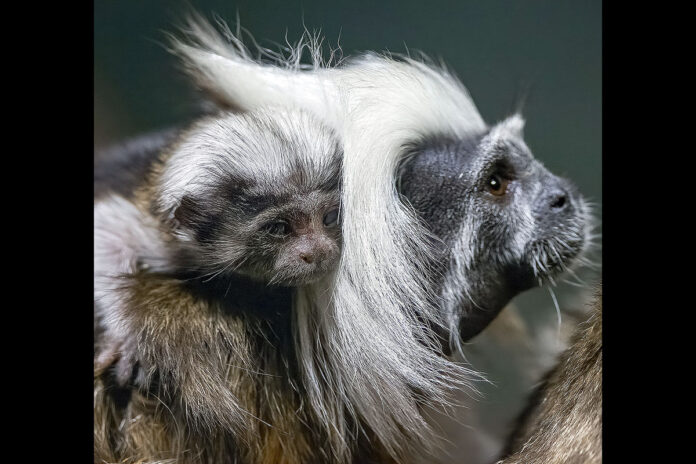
399, 119, 588, 342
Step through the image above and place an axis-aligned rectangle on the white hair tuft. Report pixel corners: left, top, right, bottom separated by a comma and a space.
169, 16, 492, 462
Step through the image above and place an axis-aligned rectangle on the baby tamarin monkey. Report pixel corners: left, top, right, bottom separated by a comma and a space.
94, 108, 344, 461
151, 107, 342, 287
95, 104, 342, 332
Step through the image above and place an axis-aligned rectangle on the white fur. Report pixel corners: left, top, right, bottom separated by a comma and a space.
423, 303, 574, 464
94, 194, 168, 341
157, 108, 340, 220
172, 17, 494, 462
166, 17, 600, 463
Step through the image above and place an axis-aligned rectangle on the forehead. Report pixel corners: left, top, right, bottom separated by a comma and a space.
470, 133, 535, 172
158, 109, 341, 212
403, 132, 535, 184
218, 170, 340, 216
181, 111, 339, 178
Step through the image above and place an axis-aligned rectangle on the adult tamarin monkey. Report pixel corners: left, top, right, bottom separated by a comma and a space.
498, 283, 602, 464
94, 15, 593, 464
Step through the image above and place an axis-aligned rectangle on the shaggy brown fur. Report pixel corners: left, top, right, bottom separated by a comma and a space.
499, 283, 602, 464
93, 271, 374, 464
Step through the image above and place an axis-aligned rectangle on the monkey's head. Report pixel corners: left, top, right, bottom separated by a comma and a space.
399, 115, 591, 342
153, 108, 343, 287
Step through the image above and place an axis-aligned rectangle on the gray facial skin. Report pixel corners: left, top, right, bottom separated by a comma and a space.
399, 130, 587, 343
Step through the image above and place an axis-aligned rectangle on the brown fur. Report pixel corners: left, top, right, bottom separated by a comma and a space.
93, 271, 395, 463
94, 268, 332, 464
498, 283, 602, 464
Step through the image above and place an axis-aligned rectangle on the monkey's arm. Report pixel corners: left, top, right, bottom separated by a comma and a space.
93, 191, 171, 390
498, 284, 602, 464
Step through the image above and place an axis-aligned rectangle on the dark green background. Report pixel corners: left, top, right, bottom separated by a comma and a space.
94, 0, 601, 316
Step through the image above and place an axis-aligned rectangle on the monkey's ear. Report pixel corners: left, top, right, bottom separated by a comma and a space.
501, 113, 525, 137
171, 195, 201, 229
488, 113, 525, 142
162, 195, 202, 243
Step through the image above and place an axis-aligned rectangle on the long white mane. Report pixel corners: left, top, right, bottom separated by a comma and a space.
169, 16, 490, 462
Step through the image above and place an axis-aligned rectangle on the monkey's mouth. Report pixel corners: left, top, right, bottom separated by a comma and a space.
522, 193, 593, 286
456, 188, 594, 344
457, 232, 587, 343
524, 234, 585, 284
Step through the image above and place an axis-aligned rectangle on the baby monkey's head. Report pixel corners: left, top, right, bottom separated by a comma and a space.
154, 108, 342, 287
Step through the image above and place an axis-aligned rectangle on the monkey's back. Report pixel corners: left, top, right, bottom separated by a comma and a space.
94, 128, 180, 200
500, 285, 602, 464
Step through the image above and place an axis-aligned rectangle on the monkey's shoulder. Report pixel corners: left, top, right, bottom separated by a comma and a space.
501, 285, 602, 463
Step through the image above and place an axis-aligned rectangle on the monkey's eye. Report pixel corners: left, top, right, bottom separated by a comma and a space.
323, 208, 339, 227
264, 221, 291, 236
486, 174, 510, 196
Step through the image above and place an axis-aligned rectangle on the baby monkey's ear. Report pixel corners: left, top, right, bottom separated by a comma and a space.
173, 195, 199, 226
167, 195, 205, 240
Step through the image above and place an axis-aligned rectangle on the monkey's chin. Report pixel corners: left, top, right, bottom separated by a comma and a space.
457, 263, 536, 342
268, 270, 328, 288
458, 238, 586, 343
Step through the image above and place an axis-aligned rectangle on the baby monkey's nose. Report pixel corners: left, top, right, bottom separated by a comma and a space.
295, 233, 336, 265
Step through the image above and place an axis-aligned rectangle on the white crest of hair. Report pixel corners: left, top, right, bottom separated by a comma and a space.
172, 15, 490, 462
94, 194, 168, 341
156, 107, 340, 224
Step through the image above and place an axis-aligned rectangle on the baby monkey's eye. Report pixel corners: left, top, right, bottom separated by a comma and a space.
323, 208, 339, 227
264, 221, 291, 236
487, 174, 509, 196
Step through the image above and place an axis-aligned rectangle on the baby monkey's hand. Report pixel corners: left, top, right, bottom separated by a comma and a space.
94, 336, 140, 387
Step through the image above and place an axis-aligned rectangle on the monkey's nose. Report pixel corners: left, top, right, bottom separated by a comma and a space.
549, 189, 568, 210
545, 175, 577, 214
299, 253, 314, 264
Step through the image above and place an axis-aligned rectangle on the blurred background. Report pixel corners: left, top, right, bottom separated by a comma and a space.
94, 1, 601, 457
